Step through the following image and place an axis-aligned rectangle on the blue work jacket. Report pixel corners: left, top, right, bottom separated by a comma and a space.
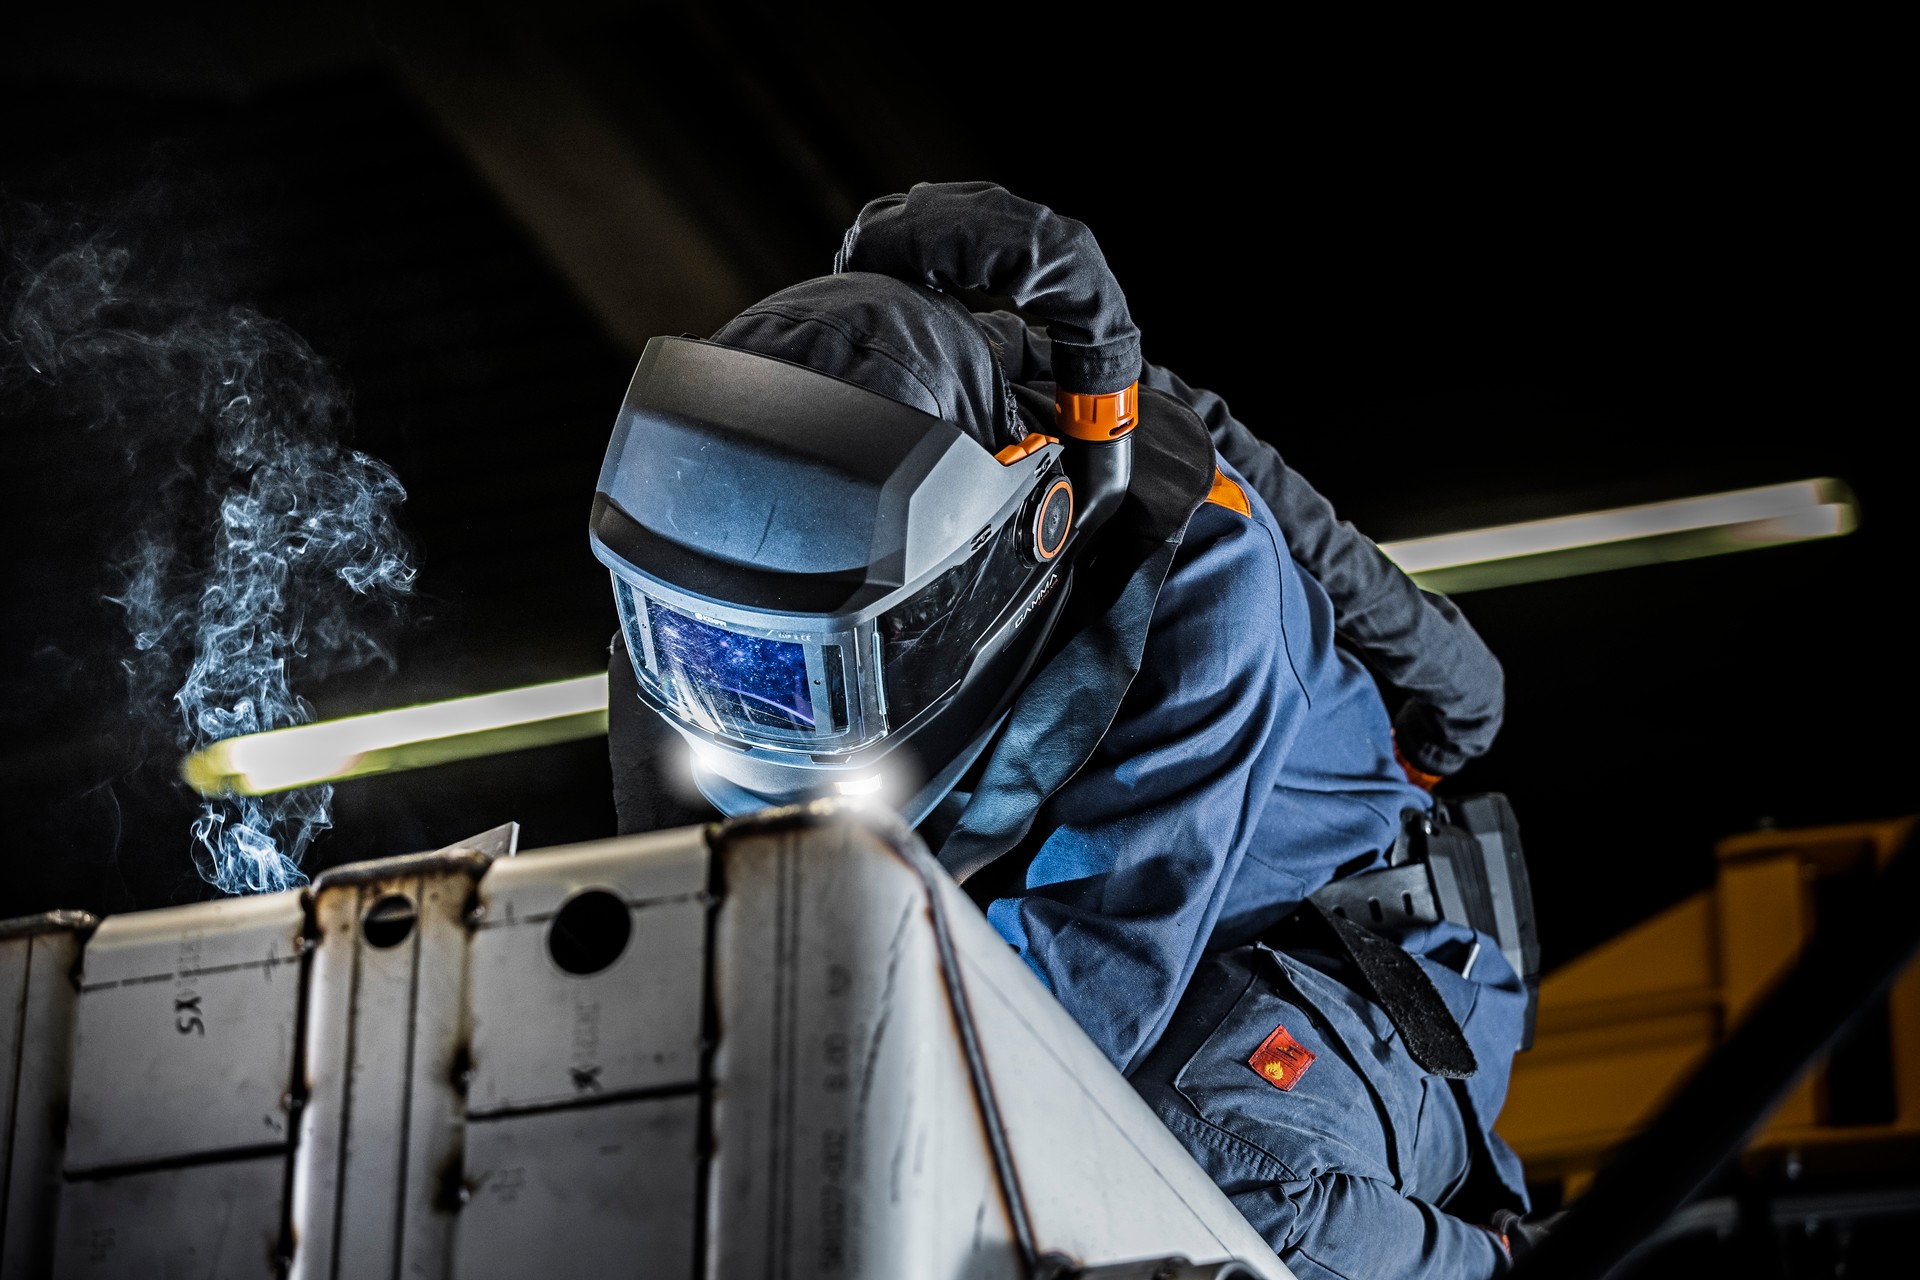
968, 451, 1529, 1276
976, 451, 1436, 1071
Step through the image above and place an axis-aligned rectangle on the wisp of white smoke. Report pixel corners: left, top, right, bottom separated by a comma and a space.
6, 230, 414, 895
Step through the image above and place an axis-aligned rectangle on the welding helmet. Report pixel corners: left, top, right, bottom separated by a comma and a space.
590, 280, 1084, 818
590, 184, 1141, 819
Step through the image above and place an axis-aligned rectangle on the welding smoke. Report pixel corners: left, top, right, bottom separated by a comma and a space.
3, 208, 413, 895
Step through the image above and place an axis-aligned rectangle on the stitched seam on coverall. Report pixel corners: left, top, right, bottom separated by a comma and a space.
1159, 1106, 1298, 1185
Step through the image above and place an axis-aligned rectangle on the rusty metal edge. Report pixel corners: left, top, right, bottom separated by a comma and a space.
0, 909, 101, 941
310, 850, 493, 893
309, 822, 519, 894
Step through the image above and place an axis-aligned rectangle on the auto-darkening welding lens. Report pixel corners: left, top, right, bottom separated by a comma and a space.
647, 603, 817, 731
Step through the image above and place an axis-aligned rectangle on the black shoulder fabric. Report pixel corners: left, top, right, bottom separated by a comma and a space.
835, 182, 1141, 396
965, 315, 1506, 774
935, 389, 1216, 881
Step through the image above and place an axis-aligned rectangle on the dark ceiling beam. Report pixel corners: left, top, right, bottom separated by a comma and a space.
387, 22, 757, 354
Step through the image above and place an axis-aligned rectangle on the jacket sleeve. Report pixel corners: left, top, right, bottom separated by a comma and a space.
1136, 361, 1503, 776
986, 501, 1308, 1073
976, 304, 1502, 778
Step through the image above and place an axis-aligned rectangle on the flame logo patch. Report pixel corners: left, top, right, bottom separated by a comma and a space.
1248, 1023, 1316, 1091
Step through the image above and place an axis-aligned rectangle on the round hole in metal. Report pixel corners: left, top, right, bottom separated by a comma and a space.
547, 889, 631, 976
362, 893, 417, 949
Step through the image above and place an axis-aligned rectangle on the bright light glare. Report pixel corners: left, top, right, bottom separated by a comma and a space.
184, 478, 1857, 794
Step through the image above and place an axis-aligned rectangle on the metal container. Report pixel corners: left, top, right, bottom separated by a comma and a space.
0, 911, 95, 1280
17, 806, 1286, 1279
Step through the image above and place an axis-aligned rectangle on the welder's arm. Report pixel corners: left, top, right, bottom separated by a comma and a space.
1139, 362, 1503, 777
971, 311, 1501, 776
986, 503, 1307, 1074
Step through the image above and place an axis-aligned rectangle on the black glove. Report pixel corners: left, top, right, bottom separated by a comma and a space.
1491, 1207, 1564, 1262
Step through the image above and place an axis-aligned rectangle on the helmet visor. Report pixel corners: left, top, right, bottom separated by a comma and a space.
612, 507, 1054, 759
615, 578, 865, 753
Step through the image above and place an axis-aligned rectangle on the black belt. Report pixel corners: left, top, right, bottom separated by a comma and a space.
1262, 793, 1542, 1079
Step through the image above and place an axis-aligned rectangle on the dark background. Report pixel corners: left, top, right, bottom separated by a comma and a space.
0, 3, 1907, 975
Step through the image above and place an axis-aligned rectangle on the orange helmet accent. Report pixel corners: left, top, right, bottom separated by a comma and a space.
1054, 381, 1139, 441
994, 432, 1060, 466
1033, 477, 1074, 560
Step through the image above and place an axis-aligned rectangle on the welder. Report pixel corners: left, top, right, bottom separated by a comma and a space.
590, 182, 1536, 1277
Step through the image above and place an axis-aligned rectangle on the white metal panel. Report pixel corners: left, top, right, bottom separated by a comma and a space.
709, 816, 1025, 1280
466, 827, 709, 1113
290, 849, 492, 1280
65, 890, 306, 1172
52, 1155, 286, 1279
707, 808, 1288, 1280
1, 914, 92, 1280
451, 1093, 699, 1279
937, 878, 1293, 1277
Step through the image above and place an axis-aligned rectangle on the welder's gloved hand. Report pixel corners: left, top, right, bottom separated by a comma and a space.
834, 180, 1142, 395
1489, 1207, 1562, 1263
1394, 732, 1444, 792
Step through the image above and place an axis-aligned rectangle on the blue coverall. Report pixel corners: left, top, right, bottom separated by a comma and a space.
975, 444, 1528, 1278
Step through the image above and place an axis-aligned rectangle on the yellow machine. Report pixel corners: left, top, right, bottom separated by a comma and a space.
1500, 816, 1920, 1203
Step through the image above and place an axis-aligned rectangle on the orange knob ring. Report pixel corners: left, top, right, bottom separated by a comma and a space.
1054, 381, 1139, 442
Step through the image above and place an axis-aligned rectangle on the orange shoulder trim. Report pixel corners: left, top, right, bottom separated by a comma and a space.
1205, 466, 1251, 517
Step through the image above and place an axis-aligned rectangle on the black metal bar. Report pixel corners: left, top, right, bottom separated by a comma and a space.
1521, 820, 1920, 1280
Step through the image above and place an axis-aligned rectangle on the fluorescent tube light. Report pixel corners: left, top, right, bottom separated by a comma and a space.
1383, 477, 1856, 595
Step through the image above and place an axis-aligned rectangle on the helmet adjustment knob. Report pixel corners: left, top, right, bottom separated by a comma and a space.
1025, 476, 1074, 562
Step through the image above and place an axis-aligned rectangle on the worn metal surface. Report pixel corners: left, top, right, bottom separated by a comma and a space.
56, 890, 305, 1278
452, 1093, 699, 1278
0, 912, 93, 1280
707, 806, 1288, 1280
711, 812, 1018, 1280
290, 837, 502, 1280
466, 826, 708, 1113
1054, 1261, 1265, 1280
449, 827, 708, 1274
53, 1155, 287, 1279
66, 889, 307, 1172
